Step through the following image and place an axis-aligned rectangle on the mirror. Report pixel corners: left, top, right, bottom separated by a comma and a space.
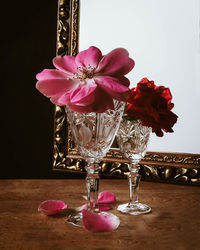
79, 0, 200, 154
53, 0, 200, 185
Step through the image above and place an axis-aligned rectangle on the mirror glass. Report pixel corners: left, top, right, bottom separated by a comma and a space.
79, 0, 200, 154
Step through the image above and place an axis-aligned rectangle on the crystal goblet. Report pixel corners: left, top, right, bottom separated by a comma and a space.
65, 100, 125, 226
116, 118, 151, 215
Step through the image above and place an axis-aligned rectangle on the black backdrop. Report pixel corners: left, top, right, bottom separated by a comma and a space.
1, 1, 75, 178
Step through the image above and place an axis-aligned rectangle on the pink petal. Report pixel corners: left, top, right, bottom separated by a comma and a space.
99, 205, 112, 211
38, 200, 67, 215
82, 195, 88, 200
53, 91, 72, 105
96, 48, 135, 76
66, 102, 97, 113
36, 69, 68, 80
92, 87, 115, 112
82, 209, 120, 232
75, 46, 103, 68
70, 81, 97, 105
95, 76, 130, 101
53, 55, 77, 75
76, 204, 88, 212
65, 87, 115, 113
76, 204, 111, 212
58, 89, 96, 107
67, 100, 113, 113
98, 191, 117, 204
49, 94, 69, 106
36, 78, 75, 99
117, 76, 131, 87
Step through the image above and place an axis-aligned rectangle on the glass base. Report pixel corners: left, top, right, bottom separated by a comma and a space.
66, 212, 84, 228
117, 202, 151, 215
66, 211, 115, 228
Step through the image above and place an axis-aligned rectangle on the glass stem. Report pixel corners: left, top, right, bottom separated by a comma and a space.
85, 162, 100, 213
128, 164, 141, 206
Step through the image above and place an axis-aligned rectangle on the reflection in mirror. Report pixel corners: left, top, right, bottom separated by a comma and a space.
79, 0, 200, 154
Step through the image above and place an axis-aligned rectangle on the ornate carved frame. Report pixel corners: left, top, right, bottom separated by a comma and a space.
53, 0, 200, 185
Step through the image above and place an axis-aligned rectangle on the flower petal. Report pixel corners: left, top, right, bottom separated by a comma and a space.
58, 87, 97, 107
36, 78, 75, 99
75, 46, 103, 68
96, 48, 135, 76
117, 76, 131, 87
95, 76, 130, 101
70, 81, 97, 105
53, 55, 77, 75
38, 200, 67, 215
50, 90, 72, 106
99, 205, 112, 211
49, 94, 69, 106
91, 87, 115, 113
76, 204, 111, 212
66, 102, 96, 113
36, 69, 68, 80
98, 191, 117, 204
65, 87, 115, 113
76, 204, 88, 212
82, 195, 88, 200
126, 77, 178, 137
82, 210, 120, 232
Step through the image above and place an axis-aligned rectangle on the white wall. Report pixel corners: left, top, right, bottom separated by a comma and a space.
79, 0, 200, 153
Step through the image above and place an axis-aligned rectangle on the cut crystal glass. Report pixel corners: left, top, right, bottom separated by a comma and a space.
116, 118, 152, 215
65, 100, 125, 226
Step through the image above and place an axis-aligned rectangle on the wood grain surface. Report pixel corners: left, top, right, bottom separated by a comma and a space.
0, 180, 199, 250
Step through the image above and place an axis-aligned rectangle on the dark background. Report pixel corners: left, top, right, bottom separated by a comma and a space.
1, 1, 72, 178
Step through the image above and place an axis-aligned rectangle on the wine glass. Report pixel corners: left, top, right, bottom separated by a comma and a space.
65, 100, 125, 226
116, 118, 151, 215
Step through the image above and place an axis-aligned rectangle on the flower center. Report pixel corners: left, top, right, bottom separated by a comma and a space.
73, 65, 96, 81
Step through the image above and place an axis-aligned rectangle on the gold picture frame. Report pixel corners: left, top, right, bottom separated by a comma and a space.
53, 0, 200, 185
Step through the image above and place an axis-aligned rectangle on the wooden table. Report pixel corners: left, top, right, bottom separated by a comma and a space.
0, 180, 199, 250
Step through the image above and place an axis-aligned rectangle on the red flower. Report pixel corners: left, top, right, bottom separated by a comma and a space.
126, 78, 178, 136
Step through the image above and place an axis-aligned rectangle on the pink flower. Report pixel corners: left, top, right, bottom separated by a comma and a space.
36, 46, 135, 113
82, 209, 120, 233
